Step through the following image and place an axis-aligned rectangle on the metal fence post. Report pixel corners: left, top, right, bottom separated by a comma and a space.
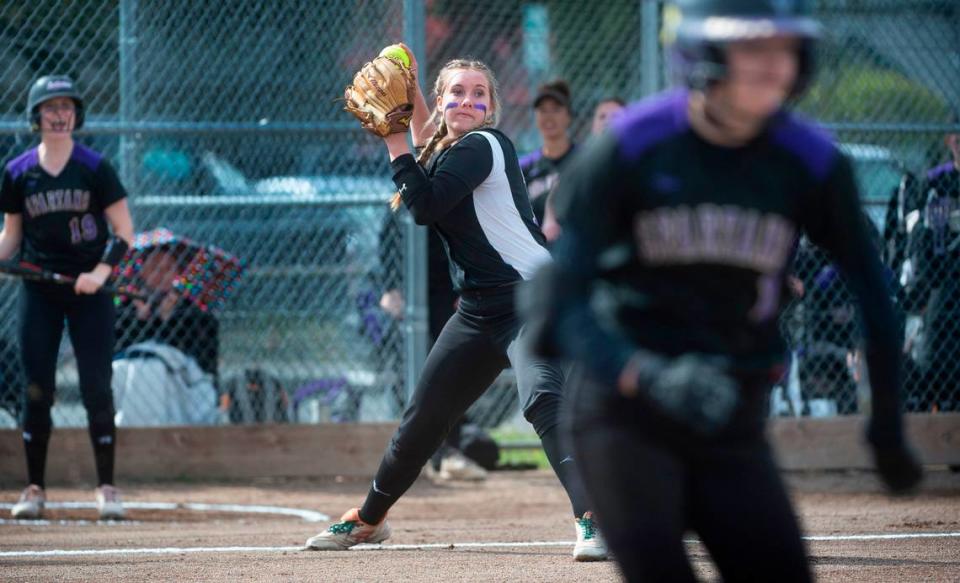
640, 0, 661, 98
119, 0, 137, 194
403, 0, 429, 401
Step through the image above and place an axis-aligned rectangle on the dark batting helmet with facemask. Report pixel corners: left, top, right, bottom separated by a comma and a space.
666, 0, 821, 98
27, 75, 85, 132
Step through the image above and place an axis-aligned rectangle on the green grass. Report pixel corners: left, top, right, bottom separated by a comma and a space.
491, 429, 549, 470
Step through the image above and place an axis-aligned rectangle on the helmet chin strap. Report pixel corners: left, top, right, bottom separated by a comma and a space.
42, 126, 74, 137
688, 60, 726, 92
42, 119, 74, 135
38, 106, 76, 135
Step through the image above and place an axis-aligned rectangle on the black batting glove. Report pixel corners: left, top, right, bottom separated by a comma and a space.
626, 353, 740, 436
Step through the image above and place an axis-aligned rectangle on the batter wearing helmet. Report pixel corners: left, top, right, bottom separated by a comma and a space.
0, 75, 134, 520
522, 0, 923, 580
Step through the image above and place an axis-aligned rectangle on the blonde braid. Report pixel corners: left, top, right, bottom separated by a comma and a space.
416, 117, 448, 166
389, 190, 404, 212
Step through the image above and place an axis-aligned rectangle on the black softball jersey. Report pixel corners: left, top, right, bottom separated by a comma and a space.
0, 144, 128, 276
519, 144, 577, 225
548, 89, 904, 442
391, 129, 550, 292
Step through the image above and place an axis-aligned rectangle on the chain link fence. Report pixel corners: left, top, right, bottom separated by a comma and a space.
0, 1, 957, 432
0, 0, 413, 429
782, 0, 960, 417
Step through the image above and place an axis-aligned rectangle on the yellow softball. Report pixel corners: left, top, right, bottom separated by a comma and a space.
379, 44, 411, 68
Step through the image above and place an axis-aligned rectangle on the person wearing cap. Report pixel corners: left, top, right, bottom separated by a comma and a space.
521, 0, 923, 580
0, 75, 134, 520
519, 80, 577, 226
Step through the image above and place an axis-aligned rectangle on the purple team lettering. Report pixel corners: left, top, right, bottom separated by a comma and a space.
24, 189, 91, 218
634, 204, 796, 274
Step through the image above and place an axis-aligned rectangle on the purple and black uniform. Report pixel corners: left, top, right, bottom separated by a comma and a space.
0, 144, 127, 489
535, 91, 905, 582
519, 144, 577, 225
925, 161, 960, 197
904, 161, 960, 411
1, 145, 126, 276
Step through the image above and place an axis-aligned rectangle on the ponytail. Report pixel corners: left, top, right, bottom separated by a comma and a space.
416, 117, 449, 166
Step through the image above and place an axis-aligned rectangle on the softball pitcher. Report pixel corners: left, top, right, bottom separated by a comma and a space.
306, 51, 606, 562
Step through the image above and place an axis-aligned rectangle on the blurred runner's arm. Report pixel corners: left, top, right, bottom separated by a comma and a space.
804, 155, 904, 446
527, 134, 638, 387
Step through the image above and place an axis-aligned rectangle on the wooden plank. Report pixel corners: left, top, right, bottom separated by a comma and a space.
0, 423, 398, 486
770, 413, 960, 469
0, 414, 956, 486
496, 415, 960, 469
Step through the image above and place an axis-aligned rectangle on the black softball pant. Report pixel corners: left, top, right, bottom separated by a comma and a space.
19, 281, 117, 487
359, 285, 589, 523
565, 368, 811, 583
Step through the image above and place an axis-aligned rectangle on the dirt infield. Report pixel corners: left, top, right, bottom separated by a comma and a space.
2, 470, 958, 582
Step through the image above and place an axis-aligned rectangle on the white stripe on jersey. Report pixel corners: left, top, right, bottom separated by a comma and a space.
470, 131, 551, 279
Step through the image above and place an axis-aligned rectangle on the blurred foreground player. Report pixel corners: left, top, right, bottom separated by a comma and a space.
523, 0, 923, 580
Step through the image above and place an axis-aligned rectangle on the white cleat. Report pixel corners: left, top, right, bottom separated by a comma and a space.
305, 508, 392, 550
438, 450, 488, 482
11, 484, 46, 519
573, 511, 608, 562
95, 484, 125, 520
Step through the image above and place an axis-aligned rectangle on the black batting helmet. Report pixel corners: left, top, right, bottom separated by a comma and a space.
666, 0, 821, 98
27, 75, 85, 132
